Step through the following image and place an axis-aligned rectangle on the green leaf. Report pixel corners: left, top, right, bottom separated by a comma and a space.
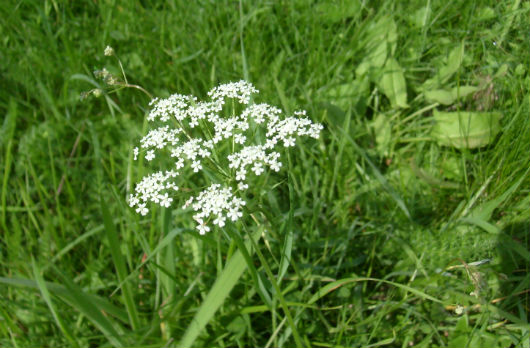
367, 41, 387, 70
410, 6, 431, 28
326, 77, 370, 111
431, 110, 501, 148
476, 6, 495, 21
423, 43, 465, 89
425, 89, 453, 105
371, 114, 392, 156
425, 85, 479, 105
469, 172, 527, 221
448, 315, 470, 348
356, 16, 397, 75
379, 58, 408, 108
365, 331, 396, 348
441, 43, 465, 82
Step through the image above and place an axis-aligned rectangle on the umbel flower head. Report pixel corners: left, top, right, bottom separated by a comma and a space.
129, 81, 323, 234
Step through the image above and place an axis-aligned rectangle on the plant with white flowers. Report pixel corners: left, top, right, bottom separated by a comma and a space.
128, 80, 323, 234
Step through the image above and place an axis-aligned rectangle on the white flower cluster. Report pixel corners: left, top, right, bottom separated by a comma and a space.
129, 81, 323, 233
183, 184, 246, 234
128, 170, 178, 215
208, 80, 258, 104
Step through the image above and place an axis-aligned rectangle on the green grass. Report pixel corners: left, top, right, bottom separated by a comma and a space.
1, 0, 529, 347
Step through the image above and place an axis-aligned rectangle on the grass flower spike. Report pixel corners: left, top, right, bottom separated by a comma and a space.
129, 81, 323, 233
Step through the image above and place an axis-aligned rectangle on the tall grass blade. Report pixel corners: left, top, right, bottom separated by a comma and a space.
0, 276, 128, 346
0, 276, 129, 322
159, 207, 176, 340
278, 154, 294, 283
101, 194, 140, 331
225, 225, 272, 307
343, 133, 411, 220
53, 268, 128, 346
31, 259, 78, 347
1, 99, 17, 230
178, 227, 263, 348
111, 226, 184, 297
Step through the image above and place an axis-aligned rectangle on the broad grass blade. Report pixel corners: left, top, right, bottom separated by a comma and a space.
178, 227, 263, 347
226, 225, 272, 307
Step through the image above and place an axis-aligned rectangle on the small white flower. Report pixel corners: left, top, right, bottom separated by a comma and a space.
234, 134, 246, 144
159, 193, 173, 207
213, 215, 226, 227
269, 160, 281, 172
175, 158, 185, 169
136, 203, 148, 216
207, 80, 258, 105
227, 208, 243, 221
145, 150, 155, 161
283, 137, 296, 147
196, 219, 210, 235
104, 45, 114, 56
238, 182, 249, 191
203, 140, 214, 149
252, 162, 264, 176
128, 195, 139, 207
198, 147, 211, 158
236, 169, 246, 181
264, 138, 277, 149
133, 147, 139, 160
191, 160, 202, 172
183, 197, 194, 209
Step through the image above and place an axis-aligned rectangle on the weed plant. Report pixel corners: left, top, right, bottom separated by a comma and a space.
0, 1, 528, 347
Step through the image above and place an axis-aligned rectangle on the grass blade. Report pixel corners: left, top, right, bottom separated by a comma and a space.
101, 194, 140, 331
1, 98, 17, 229
178, 226, 263, 347
308, 277, 443, 305
343, 133, 411, 220
0, 276, 129, 323
278, 153, 294, 283
52, 268, 127, 347
247, 226, 306, 348
31, 259, 78, 347
159, 207, 176, 340
225, 225, 273, 307
0, 275, 128, 346
111, 226, 185, 297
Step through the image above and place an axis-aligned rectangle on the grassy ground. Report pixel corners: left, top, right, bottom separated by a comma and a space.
1, 0, 529, 347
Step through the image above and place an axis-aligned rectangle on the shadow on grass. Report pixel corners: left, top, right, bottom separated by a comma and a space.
496, 221, 530, 320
